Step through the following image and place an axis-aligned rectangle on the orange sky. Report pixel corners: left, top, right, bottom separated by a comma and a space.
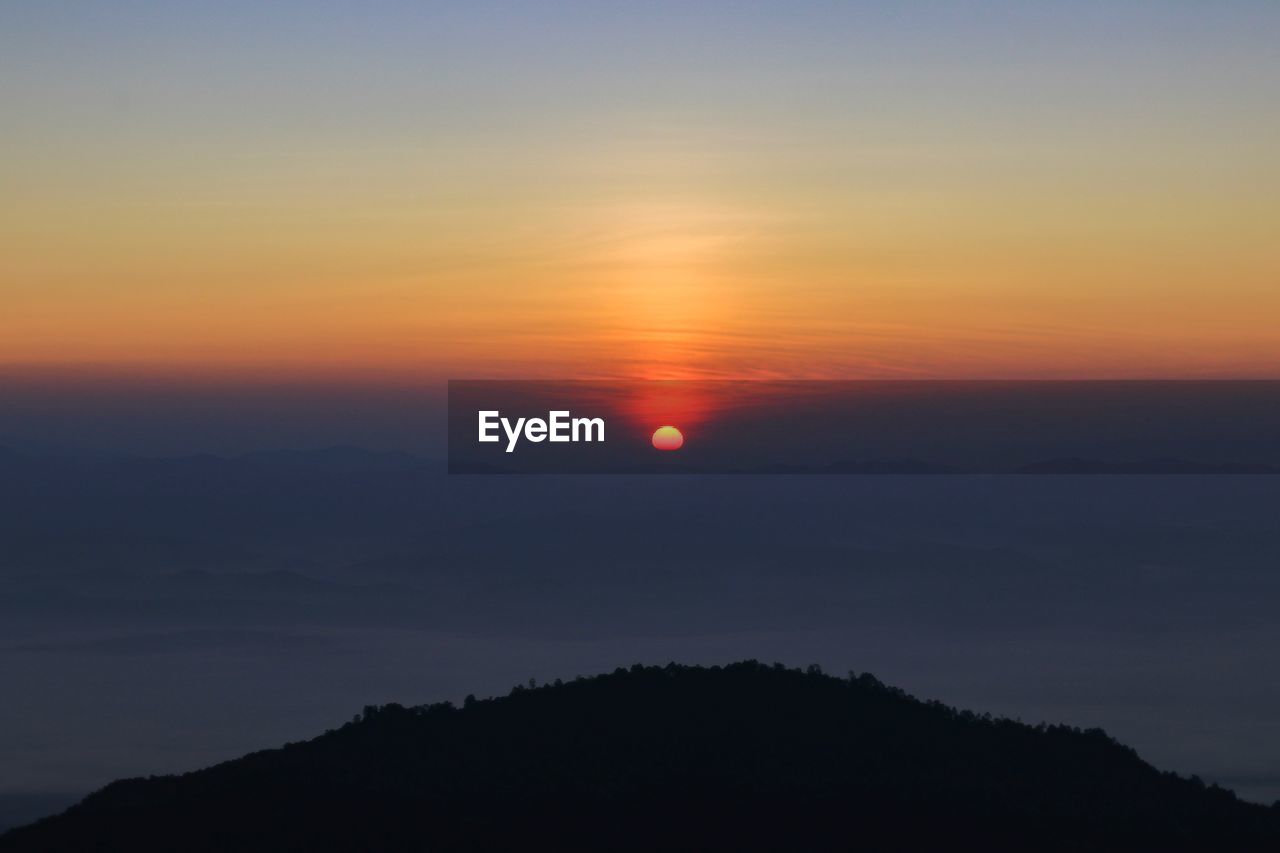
3, 4, 1278, 381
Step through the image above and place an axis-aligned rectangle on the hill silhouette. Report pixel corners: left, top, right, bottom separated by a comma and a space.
3, 662, 1278, 852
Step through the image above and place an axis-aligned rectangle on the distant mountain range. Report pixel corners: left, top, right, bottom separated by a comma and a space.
453, 455, 1280, 474
1014, 457, 1280, 475
2, 444, 1278, 475
0, 444, 440, 470
3, 662, 1277, 851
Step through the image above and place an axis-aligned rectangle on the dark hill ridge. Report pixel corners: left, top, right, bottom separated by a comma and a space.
3, 662, 1277, 852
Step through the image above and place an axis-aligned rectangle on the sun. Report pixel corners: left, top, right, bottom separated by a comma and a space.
651, 425, 684, 451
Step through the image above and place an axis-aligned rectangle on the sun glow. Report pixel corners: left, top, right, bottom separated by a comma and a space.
651, 425, 684, 451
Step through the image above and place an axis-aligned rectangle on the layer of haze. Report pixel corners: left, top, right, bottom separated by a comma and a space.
4, 1, 1279, 381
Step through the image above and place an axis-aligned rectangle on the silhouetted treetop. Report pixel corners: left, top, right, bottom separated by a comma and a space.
3, 661, 1277, 852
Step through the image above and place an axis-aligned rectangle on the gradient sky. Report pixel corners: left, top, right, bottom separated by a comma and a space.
3, 1, 1279, 381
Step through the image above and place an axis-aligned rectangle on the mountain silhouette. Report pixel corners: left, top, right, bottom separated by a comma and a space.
3, 662, 1277, 852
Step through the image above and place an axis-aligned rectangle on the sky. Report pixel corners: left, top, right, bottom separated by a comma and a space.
3, 1, 1279, 383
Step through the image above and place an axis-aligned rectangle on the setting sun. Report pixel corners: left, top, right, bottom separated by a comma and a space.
651, 426, 684, 451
